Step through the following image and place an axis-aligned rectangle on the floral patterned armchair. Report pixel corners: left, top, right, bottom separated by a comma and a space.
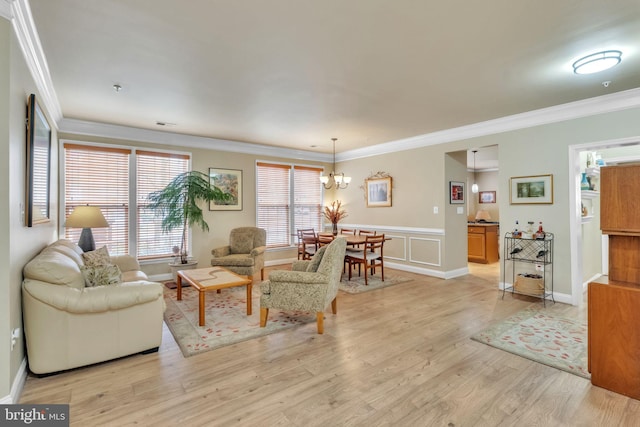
211, 227, 267, 280
260, 237, 347, 334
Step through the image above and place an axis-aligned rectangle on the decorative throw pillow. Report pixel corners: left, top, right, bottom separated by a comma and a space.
306, 245, 328, 272
82, 246, 111, 267
81, 264, 122, 287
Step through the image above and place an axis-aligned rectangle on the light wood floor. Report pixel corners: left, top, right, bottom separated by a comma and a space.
19, 263, 640, 426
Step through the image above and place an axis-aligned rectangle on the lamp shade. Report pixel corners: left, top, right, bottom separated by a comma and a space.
475, 210, 492, 221
65, 206, 109, 228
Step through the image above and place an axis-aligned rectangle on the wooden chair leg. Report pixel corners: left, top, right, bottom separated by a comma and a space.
260, 308, 269, 327
364, 261, 368, 285
316, 312, 324, 334
331, 297, 337, 314
261, 268, 264, 281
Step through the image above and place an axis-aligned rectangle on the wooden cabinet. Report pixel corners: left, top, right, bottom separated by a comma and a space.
468, 224, 499, 263
589, 163, 640, 398
600, 164, 640, 283
600, 164, 640, 235
588, 278, 640, 400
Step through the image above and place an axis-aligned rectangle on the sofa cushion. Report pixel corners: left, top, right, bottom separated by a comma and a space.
23, 250, 85, 289
230, 230, 254, 254
81, 264, 123, 287
53, 239, 84, 256
121, 270, 148, 282
45, 244, 84, 267
82, 246, 111, 267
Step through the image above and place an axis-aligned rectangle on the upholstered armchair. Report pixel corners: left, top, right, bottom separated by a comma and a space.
260, 238, 347, 334
211, 227, 267, 280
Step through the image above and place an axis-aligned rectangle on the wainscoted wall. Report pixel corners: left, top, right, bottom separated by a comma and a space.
332, 223, 462, 279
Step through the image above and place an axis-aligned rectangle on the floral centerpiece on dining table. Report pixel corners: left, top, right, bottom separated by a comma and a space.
324, 200, 348, 235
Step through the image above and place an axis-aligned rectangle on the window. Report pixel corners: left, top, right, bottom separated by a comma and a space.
256, 162, 323, 247
136, 151, 190, 258
64, 144, 131, 255
63, 143, 189, 258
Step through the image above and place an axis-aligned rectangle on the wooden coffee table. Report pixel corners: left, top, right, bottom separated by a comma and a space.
176, 266, 253, 326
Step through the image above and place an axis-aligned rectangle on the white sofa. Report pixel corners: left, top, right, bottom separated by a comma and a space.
22, 239, 165, 374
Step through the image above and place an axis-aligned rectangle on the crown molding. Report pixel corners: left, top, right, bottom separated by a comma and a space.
338, 88, 640, 161
11, 0, 640, 162
10, 0, 62, 126
58, 118, 332, 162
0, 0, 13, 20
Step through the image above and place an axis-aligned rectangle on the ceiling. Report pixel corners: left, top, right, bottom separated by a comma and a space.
28, 0, 640, 154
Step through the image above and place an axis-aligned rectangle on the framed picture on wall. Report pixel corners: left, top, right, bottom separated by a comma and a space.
365, 176, 392, 207
479, 191, 496, 204
449, 181, 465, 204
25, 93, 51, 227
510, 174, 553, 204
209, 168, 242, 210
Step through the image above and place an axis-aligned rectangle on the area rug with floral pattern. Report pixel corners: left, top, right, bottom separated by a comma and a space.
163, 284, 316, 357
471, 309, 590, 379
338, 274, 411, 294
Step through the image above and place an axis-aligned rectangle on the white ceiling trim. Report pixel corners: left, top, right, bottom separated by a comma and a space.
11, 0, 62, 126
0, 0, 13, 20
338, 88, 640, 162
58, 118, 332, 163
12, 0, 640, 163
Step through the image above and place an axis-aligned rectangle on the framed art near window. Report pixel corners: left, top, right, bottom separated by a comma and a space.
510, 174, 553, 204
366, 176, 392, 207
209, 168, 242, 210
25, 94, 51, 227
479, 191, 496, 204
450, 181, 464, 204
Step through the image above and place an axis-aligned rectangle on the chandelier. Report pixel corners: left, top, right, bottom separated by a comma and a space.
319, 138, 351, 189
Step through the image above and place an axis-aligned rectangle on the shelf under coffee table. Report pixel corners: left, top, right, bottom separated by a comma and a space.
176, 266, 253, 326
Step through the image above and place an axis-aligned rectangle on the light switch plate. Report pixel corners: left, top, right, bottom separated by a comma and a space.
457, 207, 464, 214
433, 206, 438, 214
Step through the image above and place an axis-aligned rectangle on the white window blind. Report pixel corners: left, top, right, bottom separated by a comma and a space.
64, 144, 131, 255
136, 151, 190, 259
257, 162, 291, 247
293, 166, 323, 232
256, 162, 323, 248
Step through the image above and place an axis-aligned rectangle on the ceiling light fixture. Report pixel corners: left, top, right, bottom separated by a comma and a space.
572, 50, 622, 74
471, 150, 479, 194
319, 138, 351, 190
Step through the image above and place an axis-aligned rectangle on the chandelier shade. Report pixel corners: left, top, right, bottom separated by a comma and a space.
319, 138, 351, 190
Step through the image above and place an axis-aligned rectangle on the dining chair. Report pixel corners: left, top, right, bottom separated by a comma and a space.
297, 228, 317, 260
317, 232, 335, 247
345, 234, 385, 285
340, 228, 356, 235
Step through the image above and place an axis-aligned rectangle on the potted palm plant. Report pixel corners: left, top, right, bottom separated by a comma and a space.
147, 170, 231, 264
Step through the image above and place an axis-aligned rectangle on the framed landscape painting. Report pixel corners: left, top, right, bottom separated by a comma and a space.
510, 174, 553, 204
209, 168, 242, 210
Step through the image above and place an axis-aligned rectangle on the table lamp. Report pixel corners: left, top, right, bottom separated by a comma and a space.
65, 205, 109, 252
475, 210, 492, 222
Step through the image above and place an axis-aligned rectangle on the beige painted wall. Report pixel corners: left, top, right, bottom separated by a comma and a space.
1, 19, 59, 400
468, 170, 499, 221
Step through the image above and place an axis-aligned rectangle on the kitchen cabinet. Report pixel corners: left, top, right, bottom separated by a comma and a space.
468, 224, 499, 264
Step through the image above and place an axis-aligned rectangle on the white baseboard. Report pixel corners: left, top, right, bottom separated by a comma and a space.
0, 358, 27, 404
583, 273, 602, 291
